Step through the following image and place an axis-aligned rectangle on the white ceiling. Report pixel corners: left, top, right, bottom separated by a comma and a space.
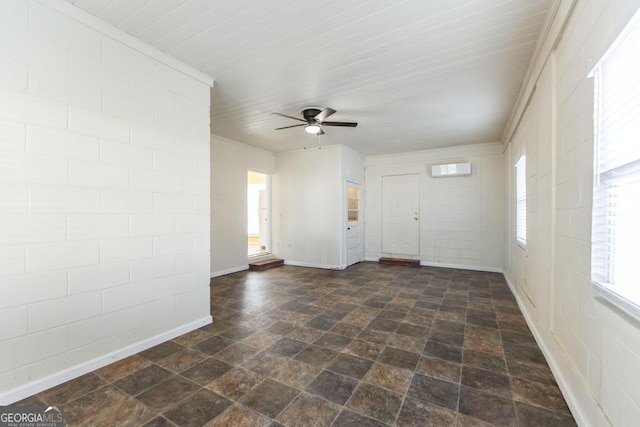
66, 0, 551, 156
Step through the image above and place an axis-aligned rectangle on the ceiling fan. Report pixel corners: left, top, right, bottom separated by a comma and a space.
272, 107, 358, 135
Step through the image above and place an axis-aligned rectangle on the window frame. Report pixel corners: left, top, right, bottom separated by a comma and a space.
515, 154, 527, 249
590, 6, 640, 321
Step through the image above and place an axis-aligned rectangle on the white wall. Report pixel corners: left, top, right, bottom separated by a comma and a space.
210, 135, 275, 276
365, 143, 504, 271
504, 1, 640, 425
0, 0, 213, 404
274, 145, 358, 269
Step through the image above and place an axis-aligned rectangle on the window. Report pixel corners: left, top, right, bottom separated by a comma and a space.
515, 155, 527, 248
591, 7, 640, 318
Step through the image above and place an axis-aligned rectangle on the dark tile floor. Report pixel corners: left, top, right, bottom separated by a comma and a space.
18, 263, 577, 426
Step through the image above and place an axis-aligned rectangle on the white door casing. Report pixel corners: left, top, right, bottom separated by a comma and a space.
382, 174, 420, 255
346, 182, 362, 266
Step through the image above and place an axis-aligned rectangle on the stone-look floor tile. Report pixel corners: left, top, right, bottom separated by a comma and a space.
329, 322, 363, 338
466, 315, 498, 329
240, 379, 300, 418
432, 319, 466, 334
157, 348, 208, 373
23, 264, 577, 427
39, 373, 107, 404
358, 329, 393, 347
503, 342, 546, 366
500, 330, 537, 347
272, 358, 322, 389
164, 389, 232, 427
462, 349, 507, 374
367, 317, 401, 333
465, 325, 501, 342
423, 340, 463, 363
458, 386, 517, 426
241, 331, 281, 350
429, 329, 465, 347
294, 344, 339, 367
218, 325, 256, 340
114, 365, 173, 396
94, 355, 151, 383
386, 333, 426, 353
64, 385, 156, 426
214, 342, 261, 364
140, 341, 184, 362
463, 335, 504, 356
363, 362, 413, 395
287, 326, 325, 343
276, 392, 341, 427
456, 412, 496, 426
242, 352, 289, 378
306, 316, 338, 331
416, 356, 461, 383
403, 312, 435, 327
313, 332, 353, 351
194, 335, 235, 355
327, 353, 373, 379
332, 409, 388, 427
136, 376, 199, 411
378, 346, 420, 370
396, 322, 429, 338
180, 358, 233, 385
395, 397, 457, 426
407, 373, 460, 411
506, 359, 556, 385
205, 404, 272, 427
142, 415, 176, 427
346, 383, 402, 425
206, 367, 264, 400
515, 401, 577, 427
342, 308, 379, 328
511, 377, 572, 415
461, 366, 511, 398
306, 369, 358, 405
172, 329, 212, 347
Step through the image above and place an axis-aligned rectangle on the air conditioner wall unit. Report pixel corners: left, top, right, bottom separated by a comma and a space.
431, 162, 471, 178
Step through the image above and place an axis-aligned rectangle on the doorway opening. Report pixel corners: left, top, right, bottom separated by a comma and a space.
247, 170, 270, 258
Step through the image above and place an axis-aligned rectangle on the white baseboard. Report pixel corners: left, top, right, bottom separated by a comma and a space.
1, 315, 212, 405
419, 261, 503, 273
364, 257, 503, 274
503, 274, 588, 426
211, 265, 248, 278
284, 260, 340, 270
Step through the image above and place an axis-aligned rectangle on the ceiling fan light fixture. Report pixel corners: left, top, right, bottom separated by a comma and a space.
305, 124, 321, 134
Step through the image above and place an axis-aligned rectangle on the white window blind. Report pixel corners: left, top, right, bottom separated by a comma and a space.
516, 155, 527, 248
591, 7, 640, 317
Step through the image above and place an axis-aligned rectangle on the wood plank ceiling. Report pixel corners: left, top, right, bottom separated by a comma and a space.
66, 0, 551, 155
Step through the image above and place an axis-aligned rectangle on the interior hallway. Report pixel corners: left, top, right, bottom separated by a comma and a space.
17, 263, 576, 426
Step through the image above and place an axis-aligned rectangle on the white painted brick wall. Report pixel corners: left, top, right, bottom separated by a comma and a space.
503, 1, 640, 425
0, 0, 212, 403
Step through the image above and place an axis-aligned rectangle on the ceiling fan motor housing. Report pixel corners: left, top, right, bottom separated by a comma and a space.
299, 107, 323, 122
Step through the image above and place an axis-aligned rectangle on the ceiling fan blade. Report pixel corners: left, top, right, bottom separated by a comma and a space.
272, 112, 305, 122
314, 107, 336, 122
275, 124, 306, 130
320, 121, 358, 127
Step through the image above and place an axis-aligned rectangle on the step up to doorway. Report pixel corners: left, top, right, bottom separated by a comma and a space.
378, 257, 420, 268
249, 258, 284, 271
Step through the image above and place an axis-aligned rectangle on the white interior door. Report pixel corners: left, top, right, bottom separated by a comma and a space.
382, 174, 420, 255
346, 183, 362, 266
